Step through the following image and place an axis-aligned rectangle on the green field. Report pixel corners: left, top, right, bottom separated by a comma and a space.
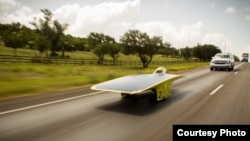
0, 44, 186, 61
0, 62, 208, 100
0, 45, 209, 100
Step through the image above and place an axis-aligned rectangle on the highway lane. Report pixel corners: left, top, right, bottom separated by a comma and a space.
0, 63, 249, 141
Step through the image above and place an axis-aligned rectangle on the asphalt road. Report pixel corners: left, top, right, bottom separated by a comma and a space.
0, 63, 249, 141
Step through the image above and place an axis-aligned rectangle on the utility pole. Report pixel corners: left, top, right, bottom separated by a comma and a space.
224, 41, 227, 53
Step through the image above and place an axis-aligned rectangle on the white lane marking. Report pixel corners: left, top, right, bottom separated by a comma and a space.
234, 72, 238, 75
0, 91, 104, 115
209, 84, 224, 95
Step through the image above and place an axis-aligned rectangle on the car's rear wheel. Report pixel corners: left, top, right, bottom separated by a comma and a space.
150, 89, 158, 102
121, 93, 130, 98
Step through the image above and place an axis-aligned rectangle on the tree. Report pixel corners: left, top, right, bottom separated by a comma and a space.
106, 42, 120, 64
59, 35, 87, 52
234, 55, 240, 62
0, 23, 27, 55
158, 42, 172, 57
35, 34, 51, 56
120, 30, 162, 68
180, 47, 192, 61
146, 36, 163, 65
30, 9, 68, 56
87, 32, 117, 64
73, 37, 87, 51
193, 44, 221, 61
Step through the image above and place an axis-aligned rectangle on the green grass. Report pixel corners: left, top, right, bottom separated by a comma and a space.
0, 45, 185, 62
0, 45, 209, 99
0, 62, 208, 100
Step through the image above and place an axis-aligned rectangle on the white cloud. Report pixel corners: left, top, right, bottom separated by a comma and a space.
224, 6, 236, 14
53, 4, 81, 25
55, 0, 141, 38
245, 7, 250, 11
0, 0, 17, 22
163, 2, 169, 8
135, 21, 204, 47
0, 0, 16, 13
245, 15, 250, 21
211, 3, 216, 8
0, 0, 39, 27
236, 45, 250, 59
0, 0, 140, 39
179, 21, 203, 41
245, 45, 250, 52
13, 6, 34, 24
0, 0, 205, 48
201, 33, 231, 52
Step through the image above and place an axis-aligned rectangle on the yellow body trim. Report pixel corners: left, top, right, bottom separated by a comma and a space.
153, 76, 182, 101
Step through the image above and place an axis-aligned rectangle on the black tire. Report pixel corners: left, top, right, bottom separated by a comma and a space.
121, 93, 130, 99
229, 66, 234, 71
150, 93, 157, 102
150, 89, 157, 102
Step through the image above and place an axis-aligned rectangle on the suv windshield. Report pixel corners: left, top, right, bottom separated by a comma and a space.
215, 54, 230, 58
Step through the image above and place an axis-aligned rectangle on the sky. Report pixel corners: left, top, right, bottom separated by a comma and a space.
1, 0, 250, 58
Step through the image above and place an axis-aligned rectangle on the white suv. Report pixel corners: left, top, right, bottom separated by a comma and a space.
210, 53, 234, 71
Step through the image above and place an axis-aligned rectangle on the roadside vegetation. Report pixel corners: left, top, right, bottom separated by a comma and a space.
0, 45, 209, 99
0, 9, 221, 66
0, 9, 219, 99
0, 61, 208, 100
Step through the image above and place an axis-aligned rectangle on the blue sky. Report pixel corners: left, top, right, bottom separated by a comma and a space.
1, 0, 250, 58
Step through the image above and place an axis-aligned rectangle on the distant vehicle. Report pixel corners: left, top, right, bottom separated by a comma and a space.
241, 58, 248, 62
210, 53, 235, 71
241, 53, 249, 62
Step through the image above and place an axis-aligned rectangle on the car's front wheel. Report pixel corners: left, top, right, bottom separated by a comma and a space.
229, 64, 234, 71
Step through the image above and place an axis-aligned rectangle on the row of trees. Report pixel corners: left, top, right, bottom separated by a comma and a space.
0, 9, 222, 68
